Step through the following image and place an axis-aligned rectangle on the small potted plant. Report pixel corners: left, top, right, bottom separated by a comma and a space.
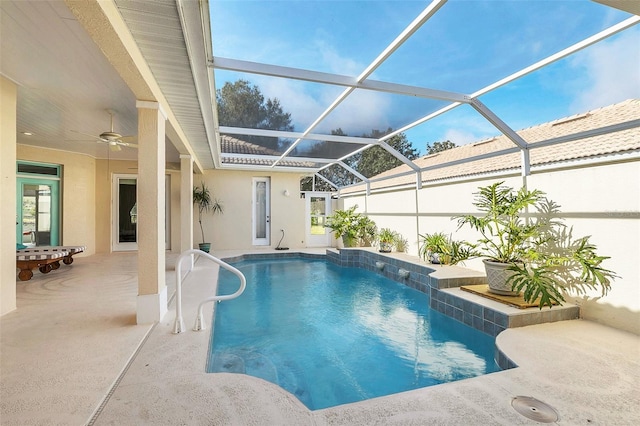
378, 228, 397, 253
325, 205, 377, 248
394, 233, 409, 253
456, 181, 617, 308
193, 182, 223, 253
419, 232, 476, 265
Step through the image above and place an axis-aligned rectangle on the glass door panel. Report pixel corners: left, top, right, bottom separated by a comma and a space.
306, 193, 331, 247
111, 174, 171, 252
17, 179, 59, 247
252, 177, 270, 245
112, 175, 137, 251
118, 179, 137, 243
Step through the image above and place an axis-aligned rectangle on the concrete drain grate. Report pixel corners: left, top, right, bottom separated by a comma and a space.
511, 396, 559, 423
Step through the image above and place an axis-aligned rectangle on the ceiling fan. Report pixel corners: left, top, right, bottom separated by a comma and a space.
71, 110, 137, 151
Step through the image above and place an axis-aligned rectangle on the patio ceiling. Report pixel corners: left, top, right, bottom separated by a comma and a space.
1, 0, 216, 171
209, 0, 640, 188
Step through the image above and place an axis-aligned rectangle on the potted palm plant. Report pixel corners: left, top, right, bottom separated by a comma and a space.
193, 182, 223, 253
456, 181, 617, 308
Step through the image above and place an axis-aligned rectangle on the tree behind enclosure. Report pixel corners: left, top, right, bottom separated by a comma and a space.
216, 79, 293, 152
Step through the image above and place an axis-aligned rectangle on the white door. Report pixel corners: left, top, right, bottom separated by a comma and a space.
112, 174, 138, 251
306, 192, 331, 247
112, 174, 171, 252
252, 177, 270, 246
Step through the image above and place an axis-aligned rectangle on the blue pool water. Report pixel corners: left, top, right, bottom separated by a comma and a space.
207, 258, 500, 410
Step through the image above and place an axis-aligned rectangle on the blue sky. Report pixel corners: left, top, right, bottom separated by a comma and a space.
210, 0, 639, 154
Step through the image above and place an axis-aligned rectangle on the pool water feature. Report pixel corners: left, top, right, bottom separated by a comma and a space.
207, 258, 500, 410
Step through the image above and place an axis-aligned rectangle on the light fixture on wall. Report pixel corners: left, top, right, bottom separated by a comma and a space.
283, 189, 290, 197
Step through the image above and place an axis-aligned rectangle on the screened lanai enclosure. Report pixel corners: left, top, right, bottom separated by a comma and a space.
208, 0, 640, 191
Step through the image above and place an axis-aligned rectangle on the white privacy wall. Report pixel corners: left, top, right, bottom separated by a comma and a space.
341, 159, 640, 335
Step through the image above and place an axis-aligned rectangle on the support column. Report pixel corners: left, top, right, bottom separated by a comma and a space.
180, 154, 194, 266
0, 77, 17, 315
136, 100, 167, 324
180, 154, 193, 253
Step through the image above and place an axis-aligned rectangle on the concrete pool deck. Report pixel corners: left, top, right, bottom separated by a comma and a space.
1, 251, 638, 425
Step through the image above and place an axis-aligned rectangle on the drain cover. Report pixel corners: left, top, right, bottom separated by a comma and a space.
511, 396, 559, 423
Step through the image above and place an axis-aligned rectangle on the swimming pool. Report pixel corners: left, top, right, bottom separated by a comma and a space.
207, 258, 500, 410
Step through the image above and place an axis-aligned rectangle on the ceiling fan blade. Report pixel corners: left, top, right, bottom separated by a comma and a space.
119, 135, 137, 143
109, 144, 122, 152
119, 142, 138, 149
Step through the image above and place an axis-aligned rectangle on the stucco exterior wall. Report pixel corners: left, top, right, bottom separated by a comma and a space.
342, 159, 640, 335
1, 77, 17, 315
168, 169, 181, 253
17, 145, 97, 256
198, 170, 307, 250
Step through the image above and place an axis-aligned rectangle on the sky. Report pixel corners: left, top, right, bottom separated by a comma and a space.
210, 0, 639, 154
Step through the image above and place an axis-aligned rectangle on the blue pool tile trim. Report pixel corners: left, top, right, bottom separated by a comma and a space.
326, 248, 580, 344
221, 251, 326, 264
326, 248, 441, 294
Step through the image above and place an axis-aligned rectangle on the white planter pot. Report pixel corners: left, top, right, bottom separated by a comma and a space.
483, 259, 520, 296
379, 241, 393, 253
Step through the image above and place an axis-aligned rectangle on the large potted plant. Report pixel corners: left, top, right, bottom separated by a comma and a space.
325, 205, 377, 248
193, 182, 223, 253
456, 181, 617, 308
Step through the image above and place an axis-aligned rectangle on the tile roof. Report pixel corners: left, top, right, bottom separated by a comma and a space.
342, 99, 640, 193
220, 135, 281, 156
220, 134, 317, 168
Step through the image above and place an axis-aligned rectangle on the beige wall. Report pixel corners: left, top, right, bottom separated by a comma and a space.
197, 170, 307, 250
168, 169, 181, 253
17, 145, 97, 256
343, 160, 640, 335
12, 152, 182, 256
1, 77, 17, 315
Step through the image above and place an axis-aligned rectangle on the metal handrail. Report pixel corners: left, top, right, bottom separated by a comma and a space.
173, 249, 246, 334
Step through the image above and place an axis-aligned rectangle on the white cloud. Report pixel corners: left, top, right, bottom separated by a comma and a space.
444, 128, 485, 146
317, 90, 392, 135
569, 29, 640, 112
248, 39, 396, 135
255, 76, 328, 130
314, 39, 362, 76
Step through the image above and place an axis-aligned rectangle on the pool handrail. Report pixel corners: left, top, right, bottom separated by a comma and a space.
173, 249, 246, 334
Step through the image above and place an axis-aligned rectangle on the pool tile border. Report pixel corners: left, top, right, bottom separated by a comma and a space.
326, 249, 579, 352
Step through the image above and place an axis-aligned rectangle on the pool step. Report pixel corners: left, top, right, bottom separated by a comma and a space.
211, 349, 279, 383
210, 349, 313, 407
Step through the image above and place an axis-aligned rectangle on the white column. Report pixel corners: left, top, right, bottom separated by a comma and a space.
180, 154, 194, 269
180, 154, 193, 252
136, 100, 167, 324
0, 77, 17, 315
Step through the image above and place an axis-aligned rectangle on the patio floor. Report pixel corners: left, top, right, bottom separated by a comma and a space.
1, 251, 638, 425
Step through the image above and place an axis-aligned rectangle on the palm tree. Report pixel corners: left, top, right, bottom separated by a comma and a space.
192, 182, 223, 250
